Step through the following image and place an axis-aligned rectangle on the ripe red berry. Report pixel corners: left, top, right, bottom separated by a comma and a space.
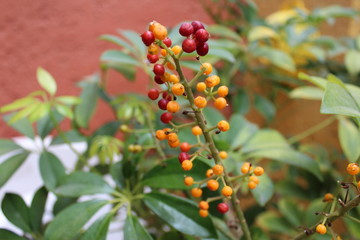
153, 64, 165, 76
147, 54, 159, 64
179, 22, 194, 36
141, 31, 155, 46
217, 203, 229, 214
154, 75, 164, 84
158, 99, 169, 110
182, 38, 196, 53
195, 29, 209, 42
160, 112, 172, 124
148, 89, 159, 100
178, 152, 190, 164
180, 142, 191, 152
163, 37, 172, 47
191, 20, 205, 32
196, 42, 209, 56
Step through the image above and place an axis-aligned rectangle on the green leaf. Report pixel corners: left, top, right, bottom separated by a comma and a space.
254, 95, 276, 122
99, 34, 134, 52
338, 117, 360, 162
278, 199, 303, 228
39, 151, 66, 191
232, 89, 250, 114
30, 187, 48, 233
344, 215, 360, 237
289, 86, 324, 100
207, 25, 241, 41
0, 139, 22, 155
54, 172, 114, 197
44, 200, 107, 240
141, 157, 211, 189
3, 113, 35, 139
251, 173, 274, 206
124, 215, 153, 240
206, 48, 235, 62
225, 114, 258, 149
0, 151, 29, 187
312, 5, 359, 19
55, 104, 74, 119
9, 102, 41, 124
298, 72, 327, 89
52, 197, 78, 216
249, 227, 271, 240
119, 30, 146, 54
0, 229, 27, 240
100, 50, 139, 66
56, 96, 81, 105
110, 161, 125, 188
203, 107, 225, 128
248, 26, 278, 42
252, 46, 296, 72
345, 50, 360, 76
75, 76, 99, 128
1, 193, 31, 233
304, 198, 323, 226
37, 110, 64, 139
80, 213, 113, 240
37, 67, 57, 96
256, 211, 294, 235
28, 102, 51, 122
51, 130, 85, 145
144, 192, 217, 238
0, 97, 35, 113
102, 61, 136, 81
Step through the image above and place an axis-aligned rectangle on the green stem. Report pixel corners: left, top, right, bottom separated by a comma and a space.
344, 214, 360, 224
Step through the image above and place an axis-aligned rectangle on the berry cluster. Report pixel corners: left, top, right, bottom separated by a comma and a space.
179, 21, 210, 56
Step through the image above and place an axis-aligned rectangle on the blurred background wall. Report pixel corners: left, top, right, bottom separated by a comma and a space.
0, 0, 355, 138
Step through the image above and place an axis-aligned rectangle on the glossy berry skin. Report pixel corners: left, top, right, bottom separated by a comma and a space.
153, 64, 165, 76
179, 22, 194, 36
217, 86, 229, 97
153, 24, 167, 40
214, 97, 227, 110
155, 130, 166, 140
212, 164, 224, 175
178, 152, 190, 164
147, 54, 159, 64
316, 224, 327, 235
141, 31, 155, 46
180, 142, 191, 152
195, 29, 209, 42
154, 76, 164, 84
196, 82, 206, 92
221, 186, 233, 197
219, 151, 227, 159
254, 166, 264, 176
158, 99, 169, 110
248, 181, 257, 189
217, 203, 229, 214
249, 176, 259, 184
347, 163, 360, 175
241, 162, 251, 174
167, 132, 178, 143
184, 176, 194, 186
191, 20, 205, 32
148, 89, 160, 100
171, 83, 185, 96
182, 160, 193, 171
206, 169, 214, 178
162, 37, 172, 47
191, 188, 202, 198
160, 112, 172, 124
207, 179, 219, 191
217, 120, 230, 132
323, 193, 334, 202
196, 42, 209, 56
199, 201, 209, 210
192, 126, 203, 136
167, 101, 180, 113
172, 45, 182, 55
194, 96, 207, 108
162, 91, 172, 101
182, 38, 196, 53
199, 209, 208, 218
201, 63, 212, 75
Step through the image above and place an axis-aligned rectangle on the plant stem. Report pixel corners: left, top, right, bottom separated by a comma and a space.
344, 214, 360, 224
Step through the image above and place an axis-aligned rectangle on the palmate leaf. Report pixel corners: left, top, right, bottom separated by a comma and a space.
0, 151, 29, 188
124, 215, 153, 240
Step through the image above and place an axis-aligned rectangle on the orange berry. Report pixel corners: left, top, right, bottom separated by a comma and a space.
241, 162, 251, 174
249, 176, 259, 184
192, 126, 203, 136
180, 142, 191, 152
167, 101, 180, 113
171, 45, 182, 55
206, 169, 214, 178
212, 164, 224, 175
217, 86, 229, 97
248, 181, 257, 189
163, 128, 171, 135
167, 132, 178, 142
323, 193, 334, 202
196, 82, 206, 92
182, 160, 193, 171
153, 24, 167, 40
205, 75, 220, 88
217, 120, 230, 132
199, 209, 208, 218
194, 96, 207, 108
168, 139, 180, 148
155, 130, 166, 140
191, 188, 202, 198
214, 97, 227, 110
184, 176, 194, 186
207, 179, 219, 191
148, 43, 159, 55
219, 151, 228, 159
347, 163, 360, 175
161, 49, 167, 56
201, 63, 212, 75
160, 72, 171, 82
358, 181, 360, 188
254, 166, 264, 176
316, 224, 327, 235
166, 62, 175, 70
199, 201, 209, 210
169, 74, 179, 83
221, 186, 233, 197
171, 83, 185, 96
148, 21, 160, 32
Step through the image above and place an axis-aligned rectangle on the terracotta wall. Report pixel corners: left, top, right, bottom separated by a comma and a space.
0, 0, 354, 138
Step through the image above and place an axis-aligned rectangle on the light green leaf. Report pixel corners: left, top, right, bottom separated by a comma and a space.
124, 215, 153, 240
100, 50, 139, 66
0, 139, 22, 155
345, 50, 360, 76
9, 102, 41, 124
39, 151, 66, 191
338, 117, 360, 162
232, 89, 250, 114
252, 173, 274, 206
312, 5, 359, 19
37, 110, 64, 139
0, 229, 27, 240
207, 25, 241, 41
206, 48, 235, 62
3, 114, 35, 138
56, 96, 81, 105
99, 34, 134, 52
80, 213, 113, 240
252, 46, 296, 72
37, 67, 57, 96
298, 72, 327, 89
0, 152, 29, 187
203, 107, 225, 129
0, 97, 35, 113
28, 102, 51, 123
55, 104, 74, 119
254, 95, 276, 122
224, 114, 258, 149
278, 199, 303, 227
248, 26, 278, 42
289, 86, 324, 100
44, 200, 107, 240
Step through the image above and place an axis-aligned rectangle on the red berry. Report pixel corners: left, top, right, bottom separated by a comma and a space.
147, 54, 159, 64
158, 99, 169, 110
163, 37, 172, 47
154, 75, 164, 84
148, 89, 159, 100
182, 38, 196, 53
162, 92, 172, 101
179, 22, 194, 36
178, 152, 190, 163
196, 42, 209, 56
195, 29, 209, 42
180, 142, 191, 152
141, 31, 155, 46
153, 64, 165, 76
217, 203, 229, 214
191, 21, 205, 32
160, 112, 172, 124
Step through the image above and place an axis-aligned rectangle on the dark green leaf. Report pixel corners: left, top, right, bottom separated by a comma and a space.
3, 113, 34, 139
1, 193, 31, 233
51, 130, 86, 145
52, 197, 78, 216
0, 139, 22, 155
30, 187, 48, 233
0, 229, 27, 240
232, 89, 250, 114
304, 199, 323, 226
344, 215, 360, 237
0, 151, 29, 187
203, 107, 225, 128
278, 199, 303, 228
93, 121, 121, 137
141, 157, 211, 189
37, 109, 64, 139
256, 211, 294, 235
80, 213, 113, 240
124, 215, 153, 240
102, 62, 136, 81
39, 151, 66, 191
251, 174, 274, 206
44, 200, 107, 240
110, 161, 125, 188
144, 192, 217, 238
54, 172, 114, 197
249, 227, 271, 240
254, 95, 275, 122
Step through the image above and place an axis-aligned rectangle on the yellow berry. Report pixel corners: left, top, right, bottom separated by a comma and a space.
172, 45, 182, 55
217, 120, 230, 132
171, 83, 185, 96
201, 63, 213, 75
194, 96, 207, 108
168, 139, 180, 148
156, 130, 166, 140
212, 164, 224, 175
169, 74, 179, 83
323, 193, 334, 202
214, 97, 227, 110
184, 176, 194, 186
166, 101, 180, 113
219, 151, 228, 159
217, 86, 229, 97
347, 163, 359, 175
196, 82, 206, 92
248, 181, 257, 189
161, 72, 171, 82
182, 160, 193, 171
167, 132, 178, 143
254, 166, 264, 176
192, 126, 203, 136
148, 43, 159, 55
205, 75, 220, 88
206, 169, 214, 178
221, 186, 233, 197
199, 209, 209, 217
153, 24, 167, 40
249, 176, 259, 184
191, 188, 202, 198
161, 49, 167, 56
199, 201, 209, 210
241, 162, 251, 174
316, 224, 327, 235
207, 179, 219, 191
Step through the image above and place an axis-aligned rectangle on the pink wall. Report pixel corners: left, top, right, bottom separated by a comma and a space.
0, 0, 212, 137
